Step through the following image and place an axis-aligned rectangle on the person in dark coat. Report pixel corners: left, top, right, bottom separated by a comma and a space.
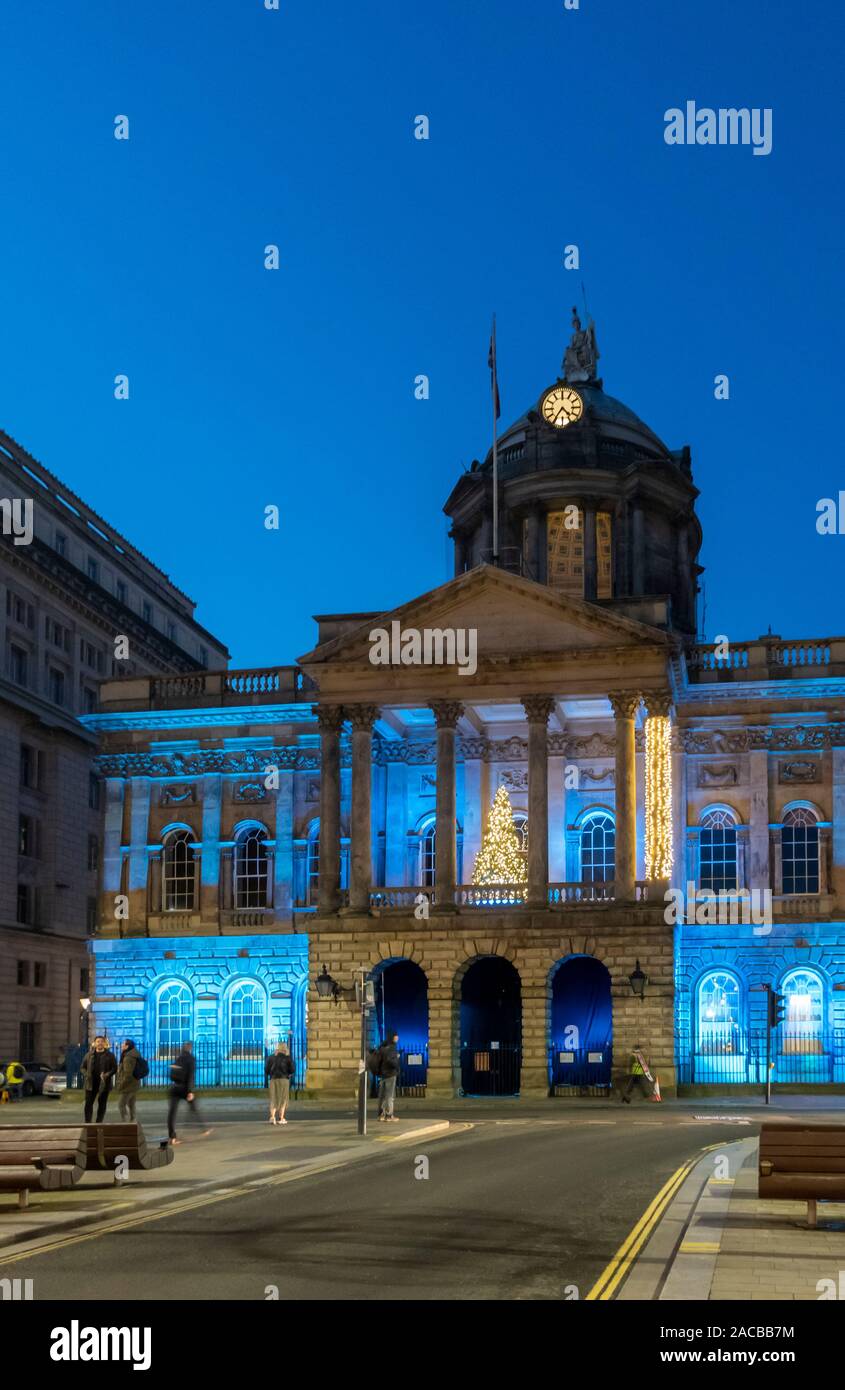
116, 1039, 141, 1121
80, 1036, 118, 1123
375, 1032, 400, 1122
167, 1041, 212, 1145
265, 1042, 295, 1125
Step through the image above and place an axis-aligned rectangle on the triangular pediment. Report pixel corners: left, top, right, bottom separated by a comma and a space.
298, 565, 670, 668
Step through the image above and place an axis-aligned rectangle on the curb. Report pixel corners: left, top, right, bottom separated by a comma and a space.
0, 1121, 452, 1258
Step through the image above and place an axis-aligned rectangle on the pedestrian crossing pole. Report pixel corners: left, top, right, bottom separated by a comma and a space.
356, 971, 374, 1136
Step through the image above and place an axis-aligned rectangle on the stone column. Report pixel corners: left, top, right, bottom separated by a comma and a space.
316, 705, 344, 914
200, 773, 222, 924
748, 749, 770, 893
273, 769, 295, 918
583, 505, 598, 601
522, 695, 554, 907
609, 692, 640, 901
429, 701, 463, 907
348, 705, 378, 912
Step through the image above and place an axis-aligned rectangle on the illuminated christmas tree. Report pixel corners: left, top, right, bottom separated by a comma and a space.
472, 785, 527, 884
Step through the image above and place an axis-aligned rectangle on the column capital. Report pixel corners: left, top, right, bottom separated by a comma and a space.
346, 703, 380, 732
642, 689, 674, 719
608, 690, 641, 721
429, 700, 464, 730
521, 695, 555, 724
315, 703, 344, 733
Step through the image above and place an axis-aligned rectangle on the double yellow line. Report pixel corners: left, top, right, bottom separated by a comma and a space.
587, 1145, 718, 1300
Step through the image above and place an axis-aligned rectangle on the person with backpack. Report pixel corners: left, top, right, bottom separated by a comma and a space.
115, 1038, 147, 1121
370, 1032, 401, 1122
265, 1042, 295, 1125
167, 1041, 212, 1145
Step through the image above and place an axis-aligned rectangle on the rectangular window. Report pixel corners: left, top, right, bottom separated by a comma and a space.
17, 960, 30, 986
88, 773, 101, 811
199, 646, 209, 668
82, 686, 97, 714
16, 883, 31, 925
86, 897, 97, 933
20, 744, 33, 788
116, 580, 128, 605
19, 1021, 36, 1059
142, 600, 153, 624
167, 620, 177, 643
87, 557, 99, 582
87, 834, 99, 871
48, 667, 65, 705
18, 814, 32, 857
55, 532, 67, 557
33, 962, 47, 988
80, 967, 89, 994
9, 644, 28, 686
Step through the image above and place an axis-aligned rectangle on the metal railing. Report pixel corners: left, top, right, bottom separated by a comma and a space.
678, 1029, 845, 1085
126, 1039, 307, 1093
549, 1042, 613, 1091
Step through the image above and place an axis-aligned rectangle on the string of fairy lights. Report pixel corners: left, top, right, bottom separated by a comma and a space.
644, 714, 673, 880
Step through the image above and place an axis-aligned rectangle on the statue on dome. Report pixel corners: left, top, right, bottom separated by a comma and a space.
562, 306, 600, 383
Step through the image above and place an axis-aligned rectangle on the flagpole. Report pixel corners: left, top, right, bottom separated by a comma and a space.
491, 314, 499, 566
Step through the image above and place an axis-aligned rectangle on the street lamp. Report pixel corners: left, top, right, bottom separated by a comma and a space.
628, 960, 648, 998
313, 966, 374, 1135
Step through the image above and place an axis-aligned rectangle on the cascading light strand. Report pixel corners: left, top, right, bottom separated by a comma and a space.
645, 714, 673, 879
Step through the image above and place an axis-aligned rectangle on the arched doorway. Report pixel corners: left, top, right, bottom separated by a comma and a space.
549, 956, 612, 1092
370, 959, 429, 1094
459, 956, 521, 1096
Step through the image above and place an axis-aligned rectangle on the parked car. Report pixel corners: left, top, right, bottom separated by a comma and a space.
20, 1062, 51, 1096
42, 1071, 68, 1099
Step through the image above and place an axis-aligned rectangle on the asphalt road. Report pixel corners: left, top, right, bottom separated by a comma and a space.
12, 1115, 749, 1300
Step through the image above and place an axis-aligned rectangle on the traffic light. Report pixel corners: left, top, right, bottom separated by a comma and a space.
768, 990, 787, 1028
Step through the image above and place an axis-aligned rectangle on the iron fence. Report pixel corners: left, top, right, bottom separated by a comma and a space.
678, 1029, 845, 1086
459, 1041, 521, 1096
549, 1042, 613, 1092
68, 1038, 306, 1094
368, 1046, 429, 1098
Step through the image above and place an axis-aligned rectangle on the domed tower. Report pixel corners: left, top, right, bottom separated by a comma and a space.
443, 311, 703, 635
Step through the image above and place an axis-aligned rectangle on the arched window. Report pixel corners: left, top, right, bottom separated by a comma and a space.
700, 808, 738, 891
580, 811, 615, 883
156, 981, 192, 1057
234, 826, 269, 909
162, 829, 196, 911
782, 807, 820, 894
306, 822, 320, 905
420, 818, 437, 887
781, 968, 824, 1052
229, 980, 266, 1058
697, 970, 741, 1054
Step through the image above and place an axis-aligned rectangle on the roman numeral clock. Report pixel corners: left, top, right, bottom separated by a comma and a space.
541, 384, 583, 428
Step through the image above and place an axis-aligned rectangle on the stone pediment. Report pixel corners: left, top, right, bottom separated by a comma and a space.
298, 565, 670, 669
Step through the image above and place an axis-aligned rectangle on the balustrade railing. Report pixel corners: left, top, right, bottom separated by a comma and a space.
370, 887, 435, 909
686, 636, 840, 681
455, 884, 527, 906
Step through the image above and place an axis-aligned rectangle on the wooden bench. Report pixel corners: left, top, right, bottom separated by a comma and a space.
0, 1126, 86, 1210
2, 1122, 173, 1180
758, 1122, 845, 1227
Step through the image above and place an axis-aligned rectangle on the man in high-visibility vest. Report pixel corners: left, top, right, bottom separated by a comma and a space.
5, 1060, 26, 1103
621, 1044, 654, 1103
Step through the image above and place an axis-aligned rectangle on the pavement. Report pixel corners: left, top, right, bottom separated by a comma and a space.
618, 1129, 845, 1302
0, 1098, 450, 1251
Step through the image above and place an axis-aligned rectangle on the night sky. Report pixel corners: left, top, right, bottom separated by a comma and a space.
1, 0, 841, 666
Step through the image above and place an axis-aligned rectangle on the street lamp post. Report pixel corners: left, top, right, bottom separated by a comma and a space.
314, 965, 374, 1136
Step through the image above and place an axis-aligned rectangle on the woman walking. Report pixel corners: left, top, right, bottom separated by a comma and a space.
265, 1042, 295, 1125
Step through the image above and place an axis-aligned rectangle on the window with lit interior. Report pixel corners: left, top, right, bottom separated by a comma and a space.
699, 808, 738, 891
234, 826, 269, 909
696, 970, 741, 1054
781, 808, 820, 894
162, 829, 196, 911
156, 981, 192, 1056
229, 980, 266, 1058
580, 810, 615, 883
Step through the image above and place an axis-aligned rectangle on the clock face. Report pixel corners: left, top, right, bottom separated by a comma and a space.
541, 385, 583, 429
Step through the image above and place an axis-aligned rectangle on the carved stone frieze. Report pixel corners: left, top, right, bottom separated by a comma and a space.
96, 748, 319, 778
160, 783, 196, 805
682, 724, 845, 754
499, 767, 528, 791
778, 759, 820, 784
697, 764, 738, 788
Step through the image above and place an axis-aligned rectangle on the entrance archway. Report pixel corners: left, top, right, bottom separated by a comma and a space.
549, 956, 613, 1091
370, 958, 429, 1093
459, 956, 521, 1096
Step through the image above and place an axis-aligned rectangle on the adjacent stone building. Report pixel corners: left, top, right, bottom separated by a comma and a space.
0, 429, 228, 1064
86, 318, 845, 1096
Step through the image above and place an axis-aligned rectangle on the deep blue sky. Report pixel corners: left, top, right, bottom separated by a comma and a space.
1, 0, 842, 666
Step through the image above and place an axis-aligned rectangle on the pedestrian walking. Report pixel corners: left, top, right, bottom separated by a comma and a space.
81, 1036, 118, 1122
621, 1043, 654, 1103
167, 1041, 212, 1145
115, 1038, 147, 1121
265, 1042, 295, 1125
373, 1032, 401, 1122
4, 1060, 25, 1103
